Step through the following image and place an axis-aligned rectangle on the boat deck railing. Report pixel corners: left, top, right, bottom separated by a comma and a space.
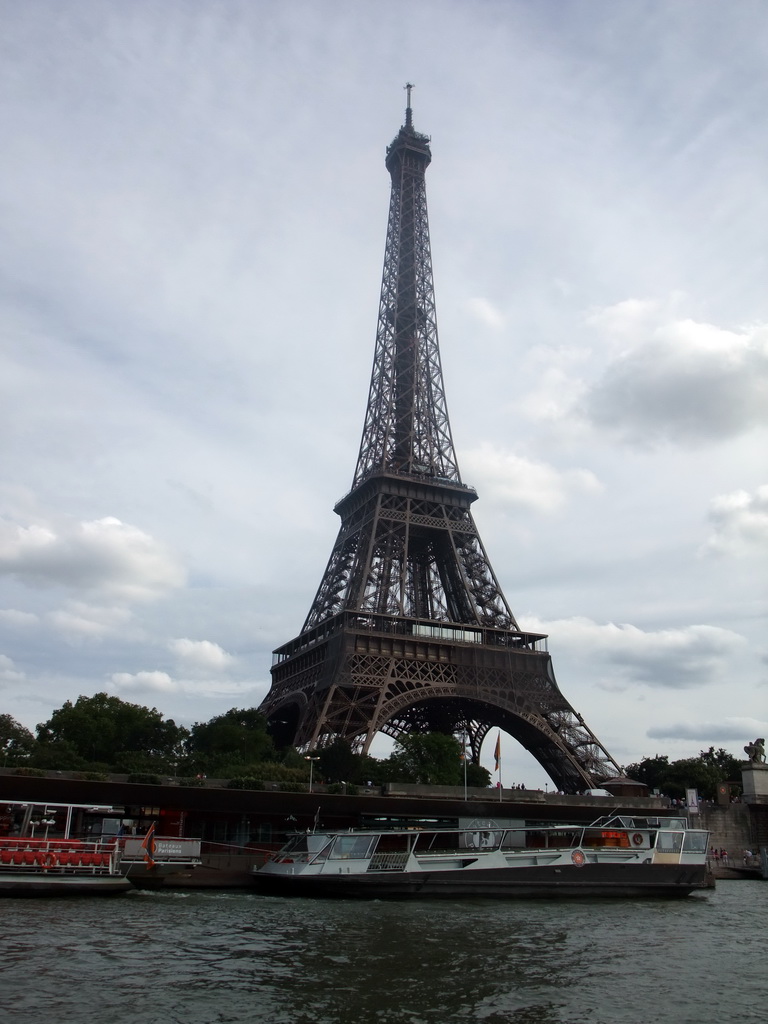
367, 852, 409, 872
0, 838, 119, 873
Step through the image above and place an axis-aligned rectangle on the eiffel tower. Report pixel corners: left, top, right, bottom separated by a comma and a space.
259, 88, 621, 793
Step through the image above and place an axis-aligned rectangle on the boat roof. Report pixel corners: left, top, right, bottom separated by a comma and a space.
284, 815, 695, 840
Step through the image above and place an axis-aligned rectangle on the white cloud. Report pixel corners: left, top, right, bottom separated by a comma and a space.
0, 654, 26, 685
463, 444, 601, 513
110, 668, 259, 702
466, 297, 505, 330
111, 670, 178, 694
48, 601, 133, 641
523, 616, 746, 690
647, 717, 768, 742
0, 515, 185, 600
0, 609, 39, 628
582, 309, 768, 445
585, 298, 662, 339
699, 485, 768, 558
518, 354, 591, 425
169, 638, 235, 674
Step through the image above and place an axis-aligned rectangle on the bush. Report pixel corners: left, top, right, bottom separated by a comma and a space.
79, 771, 109, 781
178, 776, 206, 788
226, 777, 264, 790
126, 773, 162, 785
278, 782, 308, 793
13, 766, 45, 777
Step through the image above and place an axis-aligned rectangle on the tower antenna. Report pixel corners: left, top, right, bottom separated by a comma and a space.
404, 81, 414, 128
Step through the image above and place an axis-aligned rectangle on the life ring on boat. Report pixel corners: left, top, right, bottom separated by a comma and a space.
571, 850, 586, 867
632, 833, 644, 846
42, 851, 58, 870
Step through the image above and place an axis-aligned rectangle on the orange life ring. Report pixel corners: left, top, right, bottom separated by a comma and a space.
42, 851, 58, 869
632, 833, 644, 846
571, 849, 585, 867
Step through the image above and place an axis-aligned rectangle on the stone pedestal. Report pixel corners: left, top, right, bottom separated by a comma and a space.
741, 761, 768, 800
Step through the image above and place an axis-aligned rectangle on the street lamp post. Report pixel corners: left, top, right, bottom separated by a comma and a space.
462, 730, 469, 801
305, 755, 320, 793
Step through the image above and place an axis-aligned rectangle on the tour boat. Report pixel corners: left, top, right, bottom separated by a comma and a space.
252, 815, 712, 899
0, 835, 132, 896
0, 801, 201, 895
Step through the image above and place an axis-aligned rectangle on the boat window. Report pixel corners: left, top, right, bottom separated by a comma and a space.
307, 837, 334, 863
281, 836, 309, 855
660, 818, 686, 830
416, 830, 501, 852
329, 835, 376, 860
656, 831, 684, 853
682, 831, 708, 853
372, 833, 410, 855
546, 829, 583, 848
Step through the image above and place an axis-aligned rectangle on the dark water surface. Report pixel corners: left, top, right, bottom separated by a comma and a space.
2, 881, 764, 1024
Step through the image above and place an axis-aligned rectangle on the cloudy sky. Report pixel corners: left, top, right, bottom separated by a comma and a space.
1, 0, 766, 786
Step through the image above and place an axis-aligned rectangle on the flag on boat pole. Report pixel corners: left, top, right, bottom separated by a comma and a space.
140, 821, 157, 868
494, 732, 502, 802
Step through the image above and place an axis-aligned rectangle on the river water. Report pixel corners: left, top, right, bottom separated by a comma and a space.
2, 881, 764, 1024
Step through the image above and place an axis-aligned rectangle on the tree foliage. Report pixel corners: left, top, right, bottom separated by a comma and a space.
0, 714, 35, 765
624, 747, 743, 799
36, 693, 187, 770
388, 733, 464, 785
465, 761, 492, 788
315, 738, 359, 784
186, 708, 275, 774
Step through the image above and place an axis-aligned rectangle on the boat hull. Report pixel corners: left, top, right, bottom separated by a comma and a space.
253, 862, 710, 900
0, 872, 132, 896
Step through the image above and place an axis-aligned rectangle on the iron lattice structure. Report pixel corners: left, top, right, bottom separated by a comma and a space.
259, 96, 620, 792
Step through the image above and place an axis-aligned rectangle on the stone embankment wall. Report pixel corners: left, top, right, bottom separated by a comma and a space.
696, 803, 757, 876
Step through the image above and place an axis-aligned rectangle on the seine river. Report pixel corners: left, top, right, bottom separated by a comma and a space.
3, 881, 764, 1024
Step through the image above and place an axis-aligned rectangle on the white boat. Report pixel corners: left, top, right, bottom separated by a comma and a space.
253, 815, 712, 899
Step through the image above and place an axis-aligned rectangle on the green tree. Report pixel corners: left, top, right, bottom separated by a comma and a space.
36, 693, 187, 770
624, 755, 670, 792
187, 708, 275, 774
0, 714, 35, 765
466, 762, 492, 788
698, 746, 741, 781
29, 739, 90, 771
624, 747, 742, 800
388, 733, 464, 785
316, 738, 359, 783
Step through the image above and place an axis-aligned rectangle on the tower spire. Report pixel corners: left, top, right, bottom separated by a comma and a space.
404, 81, 414, 129
258, 102, 621, 793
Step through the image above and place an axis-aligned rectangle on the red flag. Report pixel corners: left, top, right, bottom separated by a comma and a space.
494, 733, 501, 772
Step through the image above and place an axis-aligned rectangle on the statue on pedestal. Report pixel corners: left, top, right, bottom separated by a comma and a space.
743, 738, 766, 763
